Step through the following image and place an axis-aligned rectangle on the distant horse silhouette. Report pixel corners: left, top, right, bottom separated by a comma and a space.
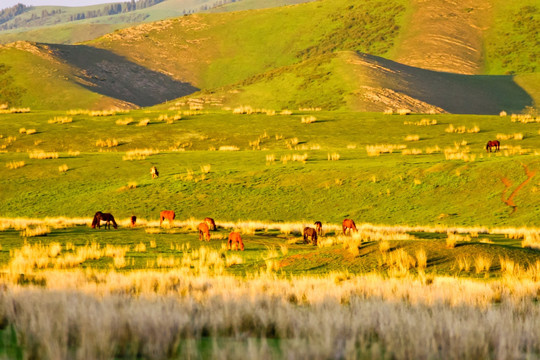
486, 140, 500, 152
314, 221, 322, 236
150, 166, 159, 179
130, 216, 137, 227
303, 227, 318, 245
342, 219, 357, 235
91, 211, 118, 229
198, 222, 210, 241
228, 232, 244, 251
160, 210, 175, 226
205, 217, 217, 231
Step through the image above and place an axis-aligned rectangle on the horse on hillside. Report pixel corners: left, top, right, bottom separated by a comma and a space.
198, 222, 210, 241
303, 227, 318, 245
228, 232, 244, 251
130, 216, 137, 227
342, 218, 357, 235
314, 221, 323, 236
150, 166, 159, 179
205, 217, 217, 231
486, 140, 500, 152
159, 210, 175, 226
91, 211, 118, 229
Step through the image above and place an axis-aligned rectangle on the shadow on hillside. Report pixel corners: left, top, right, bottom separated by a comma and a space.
48, 44, 198, 107
358, 53, 533, 114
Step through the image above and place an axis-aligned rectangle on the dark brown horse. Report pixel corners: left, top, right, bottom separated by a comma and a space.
159, 210, 175, 226
205, 217, 217, 231
342, 219, 357, 235
228, 232, 244, 251
314, 221, 322, 236
91, 211, 118, 229
130, 216, 137, 227
198, 222, 210, 241
303, 227, 318, 245
486, 140, 500, 152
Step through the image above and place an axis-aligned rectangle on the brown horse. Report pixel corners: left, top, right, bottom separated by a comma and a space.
228, 232, 244, 251
91, 211, 118, 229
130, 215, 137, 227
303, 227, 318, 245
198, 222, 210, 241
486, 140, 500, 152
314, 221, 322, 236
159, 210, 175, 226
205, 217, 217, 231
342, 219, 357, 235
150, 166, 159, 179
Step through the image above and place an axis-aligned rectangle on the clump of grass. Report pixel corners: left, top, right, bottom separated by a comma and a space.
383, 109, 393, 115
116, 117, 133, 125
402, 148, 422, 155
89, 109, 119, 117
405, 134, 420, 141
445, 124, 480, 133
219, 146, 239, 151
301, 116, 317, 124
137, 119, 150, 127
499, 111, 507, 117
133, 242, 147, 252
265, 154, 276, 165
496, 133, 524, 140
20, 226, 50, 237
522, 233, 540, 250
327, 152, 340, 161
397, 109, 411, 115
366, 144, 406, 156
58, 164, 69, 173
285, 137, 299, 149
416, 249, 427, 271
456, 256, 471, 272
6, 161, 25, 169
200, 164, 211, 174
119, 182, 137, 191
95, 139, 119, 148
48, 117, 72, 124
474, 255, 492, 274
0, 107, 30, 114
68, 150, 80, 157
28, 151, 58, 159
122, 148, 159, 161
280, 109, 292, 115
404, 119, 437, 126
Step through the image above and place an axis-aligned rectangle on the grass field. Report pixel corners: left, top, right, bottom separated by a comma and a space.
1, 108, 540, 358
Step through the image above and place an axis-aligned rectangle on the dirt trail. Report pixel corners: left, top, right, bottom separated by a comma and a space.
501, 164, 536, 214
395, 0, 492, 74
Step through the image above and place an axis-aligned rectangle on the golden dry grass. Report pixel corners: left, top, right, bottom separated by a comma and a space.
6, 160, 25, 169
28, 151, 59, 159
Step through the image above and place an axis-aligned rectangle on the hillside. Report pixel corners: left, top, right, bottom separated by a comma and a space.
0, 0, 537, 112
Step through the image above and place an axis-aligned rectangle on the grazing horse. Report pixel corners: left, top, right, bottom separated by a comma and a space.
150, 166, 159, 179
314, 221, 323, 236
228, 232, 244, 251
130, 216, 137, 227
303, 227, 318, 245
486, 140, 500, 152
91, 211, 118, 229
342, 218, 357, 235
198, 222, 210, 241
205, 217, 217, 231
159, 210, 175, 226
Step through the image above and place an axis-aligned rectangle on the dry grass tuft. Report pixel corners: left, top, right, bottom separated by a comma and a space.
95, 139, 119, 148
366, 144, 406, 156
48, 116, 72, 124
6, 161, 25, 169
116, 117, 133, 125
445, 124, 480, 133
122, 148, 159, 161
301, 116, 317, 124
20, 225, 50, 237
219, 146, 239, 151
405, 134, 420, 141
58, 164, 69, 173
28, 151, 58, 159
327, 152, 340, 161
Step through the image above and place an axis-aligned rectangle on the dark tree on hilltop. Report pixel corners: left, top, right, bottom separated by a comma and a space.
0, 3, 27, 26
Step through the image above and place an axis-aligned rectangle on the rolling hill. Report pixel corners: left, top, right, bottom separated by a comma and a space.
0, 0, 537, 112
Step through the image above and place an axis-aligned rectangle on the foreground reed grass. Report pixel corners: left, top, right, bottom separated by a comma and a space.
0, 270, 539, 360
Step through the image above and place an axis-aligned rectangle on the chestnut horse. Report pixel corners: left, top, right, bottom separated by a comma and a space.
228, 232, 244, 251
205, 217, 217, 231
314, 221, 322, 236
198, 222, 210, 241
486, 140, 500, 152
159, 210, 175, 226
91, 211, 118, 229
130, 215, 137, 227
303, 227, 318, 245
342, 219, 357, 235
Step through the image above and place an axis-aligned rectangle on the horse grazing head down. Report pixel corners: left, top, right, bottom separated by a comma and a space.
198, 222, 210, 241
303, 227, 318, 245
342, 218, 357, 235
159, 210, 175, 226
486, 140, 500, 152
204, 217, 217, 231
228, 232, 244, 251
